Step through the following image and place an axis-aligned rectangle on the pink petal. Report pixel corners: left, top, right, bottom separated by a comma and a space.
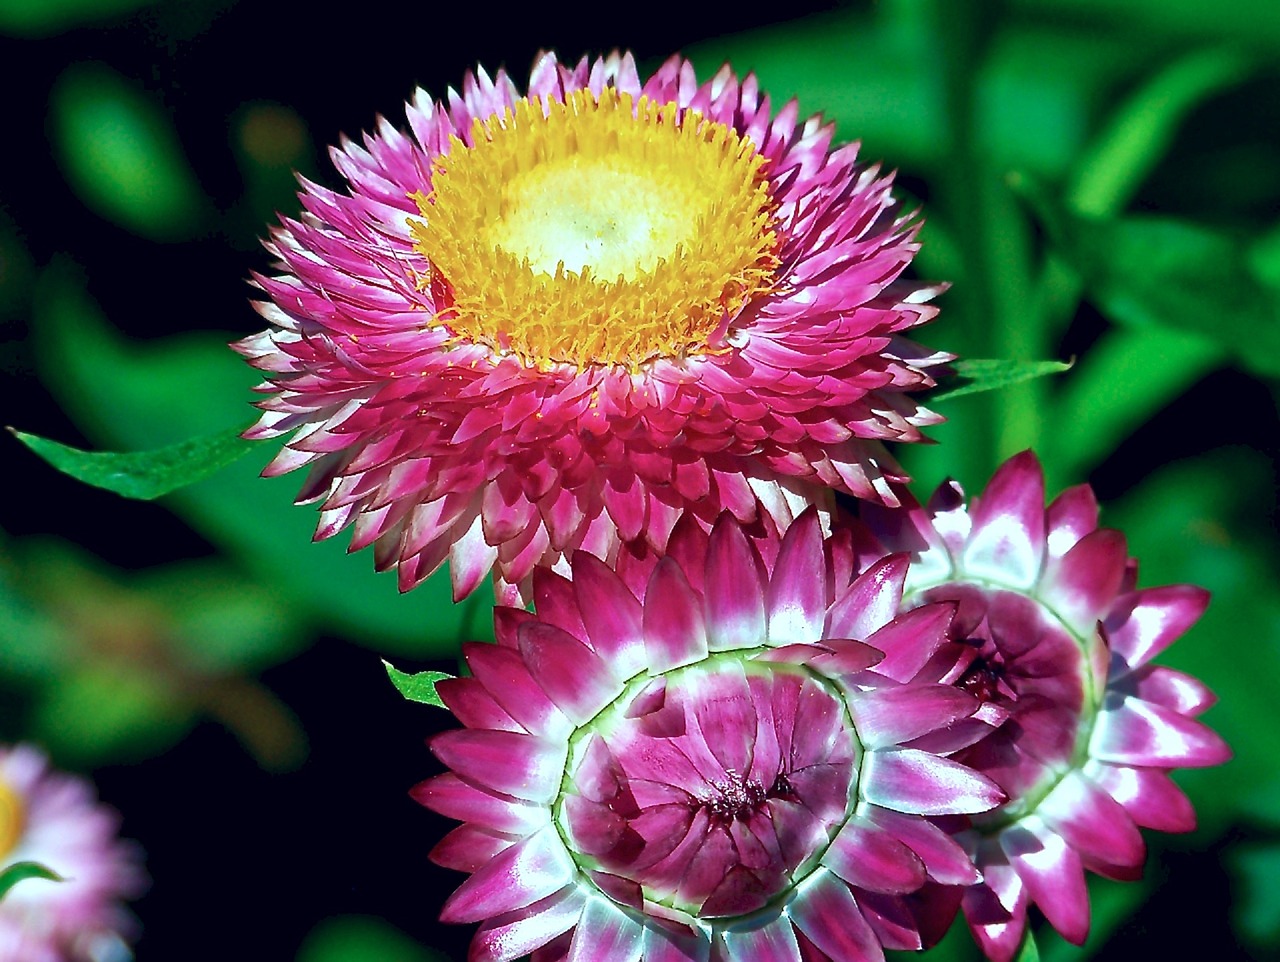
1035, 770, 1145, 868
1084, 762, 1196, 833
1105, 585, 1210, 673
704, 517, 767, 651
642, 557, 709, 672
861, 603, 954, 683
1001, 822, 1090, 945
1044, 483, 1098, 561
519, 622, 625, 725
960, 857, 1027, 962
1040, 529, 1129, 634
431, 824, 518, 872
464, 642, 572, 739
789, 870, 886, 962
641, 924, 710, 962
1128, 665, 1217, 716
431, 729, 565, 803
765, 509, 828, 643
823, 821, 927, 894
565, 898, 643, 962
441, 825, 575, 923
410, 773, 547, 834
847, 684, 978, 749
471, 886, 587, 962
962, 451, 1046, 590
863, 807, 980, 885
862, 749, 1004, 815
720, 914, 803, 962
572, 552, 647, 679
1091, 695, 1232, 768
827, 555, 909, 639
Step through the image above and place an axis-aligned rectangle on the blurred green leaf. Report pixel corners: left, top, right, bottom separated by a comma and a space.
9, 426, 255, 501
50, 63, 206, 240
0, 862, 62, 900
1233, 840, 1280, 946
382, 661, 451, 708
32, 266, 484, 654
1008, 0, 1280, 51
295, 915, 442, 962
1014, 931, 1041, 962
1068, 48, 1255, 217
931, 359, 1074, 403
1019, 182, 1280, 377
0, 0, 157, 36
1043, 326, 1226, 485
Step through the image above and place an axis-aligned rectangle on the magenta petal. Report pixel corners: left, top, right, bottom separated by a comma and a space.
1001, 823, 1090, 945
1129, 665, 1217, 716
721, 914, 803, 962
572, 552, 647, 680
827, 555, 909, 639
471, 886, 587, 962
519, 622, 624, 725
1044, 483, 1098, 561
1041, 528, 1128, 634
765, 509, 828, 643
962, 451, 1046, 590
863, 807, 980, 885
431, 824, 519, 872
847, 684, 978, 749
1035, 770, 1145, 868
464, 642, 572, 738
441, 825, 575, 923
789, 871, 886, 962
1084, 762, 1196, 833
1091, 695, 1232, 768
861, 749, 1004, 815
704, 516, 767, 650
641, 924, 711, 962
436, 676, 522, 732
565, 898, 643, 962
643, 557, 709, 672
823, 821, 927, 894
1105, 585, 1210, 672
431, 729, 565, 802
960, 858, 1027, 962
855, 891, 922, 951
861, 603, 954, 682
411, 773, 548, 834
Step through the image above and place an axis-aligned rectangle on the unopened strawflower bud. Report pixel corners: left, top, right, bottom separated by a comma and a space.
415, 511, 1003, 961
236, 51, 948, 604
859, 452, 1230, 962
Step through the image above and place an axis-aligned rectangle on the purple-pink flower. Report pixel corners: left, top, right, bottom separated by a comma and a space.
858, 452, 1231, 961
235, 51, 947, 603
0, 745, 146, 962
414, 511, 1003, 962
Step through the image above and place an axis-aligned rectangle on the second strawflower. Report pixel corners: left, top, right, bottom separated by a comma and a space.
236, 51, 949, 602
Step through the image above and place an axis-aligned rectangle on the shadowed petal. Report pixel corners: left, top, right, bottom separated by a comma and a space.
863, 807, 980, 885
1105, 585, 1210, 673
823, 821, 927, 894
721, 913, 803, 962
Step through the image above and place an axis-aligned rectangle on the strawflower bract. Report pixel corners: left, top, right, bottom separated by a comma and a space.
235, 51, 947, 602
859, 452, 1231, 961
414, 511, 1003, 962
0, 745, 146, 962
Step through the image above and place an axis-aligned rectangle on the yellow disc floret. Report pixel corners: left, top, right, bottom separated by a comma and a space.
409, 88, 779, 369
0, 778, 25, 859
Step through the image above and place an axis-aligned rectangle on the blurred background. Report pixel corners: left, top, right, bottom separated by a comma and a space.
1, 0, 1278, 959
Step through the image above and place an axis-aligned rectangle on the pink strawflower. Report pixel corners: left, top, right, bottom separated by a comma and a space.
414, 510, 1002, 962
0, 745, 146, 962
235, 51, 947, 602
858, 452, 1231, 961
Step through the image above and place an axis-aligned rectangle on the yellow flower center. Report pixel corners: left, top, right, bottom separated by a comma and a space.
0, 779, 25, 859
409, 88, 780, 369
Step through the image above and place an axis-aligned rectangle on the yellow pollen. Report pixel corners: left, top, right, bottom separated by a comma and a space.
0, 779, 25, 859
409, 88, 780, 369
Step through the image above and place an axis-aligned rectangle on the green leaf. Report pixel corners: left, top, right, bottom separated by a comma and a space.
1016, 182, 1280, 377
50, 63, 206, 240
930, 358, 1074, 403
382, 661, 452, 708
9, 426, 256, 501
1014, 931, 1041, 962
0, 862, 63, 900
0, 0, 157, 37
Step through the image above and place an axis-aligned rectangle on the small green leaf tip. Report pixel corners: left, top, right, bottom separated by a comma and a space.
930, 358, 1074, 403
8, 424, 256, 501
382, 660, 453, 708
1014, 930, 1041, 962
0, 861, 64, 901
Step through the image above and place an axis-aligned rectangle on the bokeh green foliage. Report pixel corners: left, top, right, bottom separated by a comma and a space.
2, 0, 1279, 959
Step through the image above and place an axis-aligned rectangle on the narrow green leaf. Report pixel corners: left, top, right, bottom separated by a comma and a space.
1013, 931, 1041, 962
0, 862, 63, 900
382, 661, 453, 708
50, 63, 206, 240
9, 425, 256, 501
930, 358, 1073, 403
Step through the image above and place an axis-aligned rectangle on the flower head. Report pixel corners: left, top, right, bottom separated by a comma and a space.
414, 511, 1002, 962
0, 745, 146, 962
235, 51, 947, 602
858, 452, 1231, 961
